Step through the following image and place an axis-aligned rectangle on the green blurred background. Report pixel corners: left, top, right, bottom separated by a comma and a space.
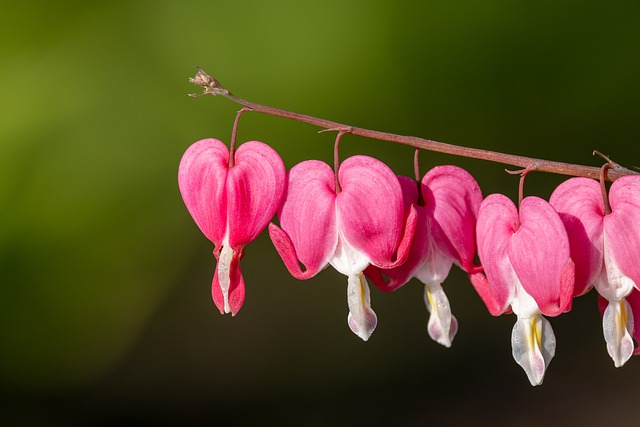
1, 1, 639, 425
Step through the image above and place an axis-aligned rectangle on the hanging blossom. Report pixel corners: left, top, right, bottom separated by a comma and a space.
269, 155, 417, 341
550, 175, 640, 366
598, 288, 640, 358
365, 165, 482, 347
470, 194, 575, 385
178, 138, 286, 315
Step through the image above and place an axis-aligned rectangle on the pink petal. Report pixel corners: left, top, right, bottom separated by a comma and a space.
336, 156, 407, 268
549, 177, 604, 296
397, 175, 420, 213
422, 166, 483, 272
366, 176, 429, 292
363, 265, 391, 291
388, 205, 418, 269
178, 138, 229, 245
474, 194, 520, 315
271, 160, 338, 279
227, 141, 286, 249
468, 270, 511, 316
211, 249, 245, 316
509, 196, 574, 317
605, 176, 640, 289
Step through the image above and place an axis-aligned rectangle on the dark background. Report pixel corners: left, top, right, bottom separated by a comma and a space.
2, 1, 640, 425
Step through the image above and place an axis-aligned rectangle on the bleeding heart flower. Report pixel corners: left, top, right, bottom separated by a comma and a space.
178, 138, 285, 316
598, 288, 640, 357
365, 166, 482, 347
550, 175, 640, 366
470, 194, 574, 385
269, 156, 417, 341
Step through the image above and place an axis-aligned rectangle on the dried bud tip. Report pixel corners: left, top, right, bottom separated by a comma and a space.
189, 67, 228, 97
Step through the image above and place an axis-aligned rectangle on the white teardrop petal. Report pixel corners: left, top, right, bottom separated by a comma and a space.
346, 273, 377, 341
603, 298, 635, 367
423, 283, 458, 347
217, 243, 234, 314
511, 314, 556, 386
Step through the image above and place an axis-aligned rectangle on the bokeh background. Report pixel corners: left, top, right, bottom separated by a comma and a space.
2, 1, 640, 425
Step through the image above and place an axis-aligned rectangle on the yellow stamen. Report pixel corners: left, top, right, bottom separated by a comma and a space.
530, 317, 542, 351
619, 298, 628, 334
358, 273, 366, 302
426, 287, 437, 316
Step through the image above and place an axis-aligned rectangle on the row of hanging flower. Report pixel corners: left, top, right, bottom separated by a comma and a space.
178, 135, 640, 386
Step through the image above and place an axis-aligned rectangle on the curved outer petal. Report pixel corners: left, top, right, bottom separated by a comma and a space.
397, 175, 420, 213
422, 165, 483, 272
271, 160, 338, 279
605, 175, 640, 289
178, 138, 229, 245
468, 271, 502, 316
336, 156, 409, 268
211, 249, 245, 316
549, 177, 604, 296
366, 176, 429, 292
227, 141, 286, 249
509, 196, 574, 317
474, 194, 520, 315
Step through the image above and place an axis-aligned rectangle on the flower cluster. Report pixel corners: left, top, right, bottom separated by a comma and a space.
178, 134, 640, 386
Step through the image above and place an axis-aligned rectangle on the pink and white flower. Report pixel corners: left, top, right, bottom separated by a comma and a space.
598, 288, 640, 358
550, 175, 640, 366
269, 156, 417, 341
470, 194, 574, 385
178, 138, 286, 315
366, 166, 482, 347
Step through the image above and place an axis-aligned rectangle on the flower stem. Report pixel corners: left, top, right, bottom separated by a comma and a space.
517, 166, 536, 206
333, 131, 349, 194
600, 163, 613, 215
229, 107, 251, 168
414, 148, 425, 206
191, 68, 638, 182
414, 148, 421, 182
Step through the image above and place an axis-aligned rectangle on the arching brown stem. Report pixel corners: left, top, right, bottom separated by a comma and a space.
190, 68, 638, 182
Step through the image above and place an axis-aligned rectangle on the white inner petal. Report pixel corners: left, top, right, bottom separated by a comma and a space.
595, 231, 635, 301
511, 275, 539, 318
414, 242, 453, 286
511, 313, 556, 386
346, 273, 378, 341
329, 216, 370, 276
217, 236, 233, 314
603, 298, 635, 368
423, 283, 458, 348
